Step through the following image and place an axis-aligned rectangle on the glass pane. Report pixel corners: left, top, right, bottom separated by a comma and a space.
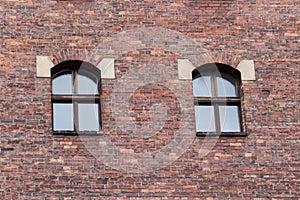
78, 103, 99, 131
217, 76, 237, 97
219, 105, 241, 132
52, 73, 72, 94
77, 74, 98, 95
194, 106, 216, 132
193, 76, 212, 97
53, 103, 74, 131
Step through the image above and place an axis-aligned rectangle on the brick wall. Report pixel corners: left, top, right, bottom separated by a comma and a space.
0, 0, 299, 199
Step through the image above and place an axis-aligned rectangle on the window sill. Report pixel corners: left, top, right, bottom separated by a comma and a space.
53, 130, 104, 136
196, 132, 247, 137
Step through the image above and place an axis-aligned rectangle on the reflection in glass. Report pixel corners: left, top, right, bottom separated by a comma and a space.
78, 103, 99, 131
52, 73, 72, 94
217, 76, 236, 97
194, 106, 216, 132
193, 76, 212, 97
219, 105, 240, 132
77, 74, 98, 95
53, 103, 74, 131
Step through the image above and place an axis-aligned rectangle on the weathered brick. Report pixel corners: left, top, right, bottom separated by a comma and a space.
0, 0, 299, 199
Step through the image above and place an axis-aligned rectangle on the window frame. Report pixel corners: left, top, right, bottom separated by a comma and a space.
51, 60, 102, 135
192, 63, 246, 136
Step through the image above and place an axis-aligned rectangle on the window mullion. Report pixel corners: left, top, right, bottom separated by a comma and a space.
73, 70, 78, 94
211, 74, 217, 97
214, 103, 221, 133
52, 95, 73, 102
73, 70, 78, 131
74, 100, 79, 132
211, 75, 220, 132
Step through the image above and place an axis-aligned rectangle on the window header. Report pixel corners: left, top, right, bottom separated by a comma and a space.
51, 60, 101, 80
192, 63, 241, 82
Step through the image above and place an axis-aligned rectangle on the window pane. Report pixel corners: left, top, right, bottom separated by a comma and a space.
217, 76, 237, 97
219, 105, 241, 132
53, 103, 74, 131
194, 106, 216, 132
193, 76, 212, 97
52, 73, 72, 94
78, 103, 99, 131
77, 74, 98, 95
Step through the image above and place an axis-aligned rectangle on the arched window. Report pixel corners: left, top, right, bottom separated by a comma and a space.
192, 63, 243, 136
51, 60, 101, 134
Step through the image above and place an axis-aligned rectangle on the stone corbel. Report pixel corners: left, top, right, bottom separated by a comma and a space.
36, 56, 115, 79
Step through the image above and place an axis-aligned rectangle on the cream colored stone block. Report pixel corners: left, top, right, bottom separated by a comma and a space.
178, 59, 196, 80
237, 60, 256, 81
96, 58, 115, 79
36, 56, 54, 77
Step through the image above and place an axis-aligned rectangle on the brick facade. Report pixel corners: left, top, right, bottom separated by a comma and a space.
0, 0, 299, 199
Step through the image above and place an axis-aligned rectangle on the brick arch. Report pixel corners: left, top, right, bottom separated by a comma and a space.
206, 51, 242, 68
49, 49, 91, 66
